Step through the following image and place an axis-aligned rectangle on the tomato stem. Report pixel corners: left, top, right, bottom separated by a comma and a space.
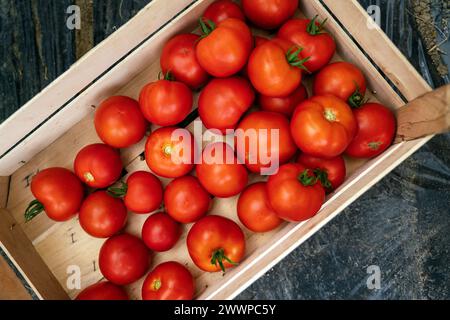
211, 248, 238, 273
368, 141, 382, 150
307, 15, 328, 35
199, 18, 216, 37
152, 279, 162, 291
24, 199, 44, 222
298, 169, 318, 187
348, 82, 366, 108
164, 71, 174, 81
107, 181, 128, 198
313, 168, 333, 190
285, 46, 310, 73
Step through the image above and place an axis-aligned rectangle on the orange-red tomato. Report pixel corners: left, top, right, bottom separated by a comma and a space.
314, 62, 367, 107
242, 0, 298, 30
196, 18, 252, 77
259, 83, 308, 116
297, 154, 346, 192
346, 103, 396, 158
196, 142, 248, 198
141, 212, 181, 252
198, 77, 255, 133
122, 171, 163, 214
291, 95, 357, 158
145, 127, 196, 178
74, 143, 123, 189
235, 111, 297, 174
94, 96, 147, 148
254, 35, 269, 47
203, 0, 245, 24
79, 191, 127, 238
267, 163, 325, 222
76, 282, 128, 300
164, 176, 211, 224
26, 167, 84, 222
142, 261, 195, 300
187, 215, 245, 272
237, 182, 282, 233
160, 33, 209, 89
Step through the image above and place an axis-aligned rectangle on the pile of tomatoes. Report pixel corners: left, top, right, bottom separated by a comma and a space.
24, 0, 396, 301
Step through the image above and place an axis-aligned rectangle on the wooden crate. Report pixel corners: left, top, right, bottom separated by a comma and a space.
0, 0, 432, 300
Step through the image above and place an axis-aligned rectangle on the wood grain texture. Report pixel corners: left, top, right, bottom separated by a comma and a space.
0, 256, 32, 300
0, 176, 9, 208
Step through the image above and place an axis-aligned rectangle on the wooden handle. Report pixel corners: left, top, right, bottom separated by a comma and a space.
395, 84, 450, 143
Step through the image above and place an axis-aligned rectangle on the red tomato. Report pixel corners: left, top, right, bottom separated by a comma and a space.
242, 0, 298, 30
141, 212, 181, 252
278, 17, 336, 73
94, 96, 147, 148
236, 111, 297, 174
25, 168, 84, 222
237, 182, 282, 233
160, 33, 209, 89
254, 35, 269, 47
346, 103, 396, 158
145, 127, 196, 178
79, 191, 127, 238
314, 62, 367, 108
297, 154, 346, 192
74, 143, 123, 189
187, 215, 245, 272
142, 261, 195, 300
247, 40, 307, 97
198, 77, 255, 133
291, 95, 357, 158
259, 83, 308, 116
267, 163, 325, 222
196, 142, 248, 198
203, 0, 245, 24
196, 18, 252, 77
76, 282, 128, 300
99, 233, 150, 285
164, 176, 211, 224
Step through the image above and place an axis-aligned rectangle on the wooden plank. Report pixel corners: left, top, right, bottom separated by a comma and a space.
0, 256, 32, 300
0, 208, 68, 300
0, 176, 9, 208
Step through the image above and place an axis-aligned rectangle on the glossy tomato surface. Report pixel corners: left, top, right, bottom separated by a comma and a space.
76, 282, 128, 300
242, 0, 298, 30
297, 154, 346, 192
203, 0, 245, 24
259, 83, 308, 116
123, 171, 163, 214
141, 212, 181, 252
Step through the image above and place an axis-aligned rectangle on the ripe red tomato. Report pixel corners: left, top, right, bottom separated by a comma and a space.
141, 212, 181, 252
247, 39, 307, 97
199, 77, 255, 133
297, 154, 346, 192
94, 96, 147, 148
142, 261, 195, 300
74, 143, 123, 189
291, 95, 357, 158
259, 83, 308, 116
267, 163, 325, 222
237, 182, 282, 233
235, 111, 297, 174
196, 18, 252, 77
242, 0, 298, 30
164, 176, 211, 224
160, 33, 209, 89
196, 142, 248, 198
254, 35, 269, 47
145, 127, 196, 178
79, 191, 127, 238
187, 215, 245, 272
346, 103, 396, 158
314, 62, 367, 108
278, 17, 336, 73
139, 78, 193, 126
99, 233, 150, 285
203, 0, 245, 24
76, 282, 128, 300
25, 168, 84, 222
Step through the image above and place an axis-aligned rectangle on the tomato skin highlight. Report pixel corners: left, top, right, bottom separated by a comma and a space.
139, 79, 193, 127
74, 143, 123, 189
242, 0, 298, 30
198, 76, 255, 133
237, 182, 282, 233
187, 215, 245, 272
94, 96, 147, 148
29, 167, 84, 222
291, 95, 357, 158
142, 261, 195, 300
259, 83, 308, 116
160, 33, 209, 89
203, 0, 245, 25
76, 282, 128, 300
164, 176, 211, 224
99, 233, 150, 285
346, 103, 396, 158
267, 163, 325, 222
141, 212, 181, 252
79, 191, 127, 238
123, 171, 163, 214
297, 154, 346, 192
